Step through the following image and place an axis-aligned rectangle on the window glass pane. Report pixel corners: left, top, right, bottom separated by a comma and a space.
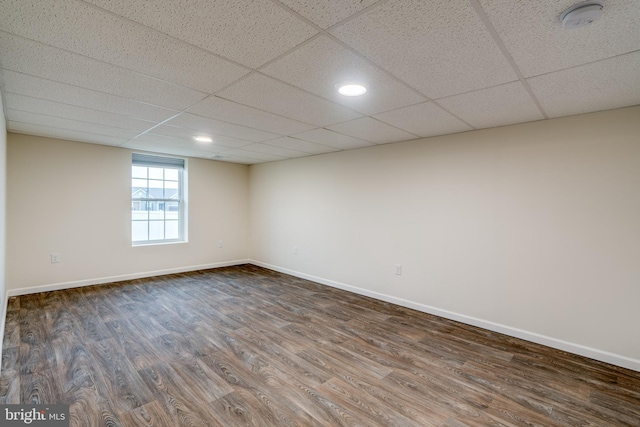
148, 167, 163, 180
149, 221, 164, 240
165, 168, 178, 181
132, 179, 148, 197
132, 166, 147, 179
132, 202, 149, 220
165, 220, 179, 240
164, 202, 179, 220
148, 180, 164, 199
148, 203, 164, 220
164, 180, 179, 199
132, 221, 148, 241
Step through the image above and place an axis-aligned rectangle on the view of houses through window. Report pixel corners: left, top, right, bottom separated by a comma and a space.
131, 154, 185, 243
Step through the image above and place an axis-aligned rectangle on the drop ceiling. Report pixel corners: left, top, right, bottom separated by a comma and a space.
0, 0, 638, 165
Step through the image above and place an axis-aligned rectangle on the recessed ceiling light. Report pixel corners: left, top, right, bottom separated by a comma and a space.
193, 136, 213, 143
338, 84, 367, 97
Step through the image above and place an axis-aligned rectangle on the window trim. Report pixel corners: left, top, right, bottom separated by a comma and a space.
131, 153, 187, 246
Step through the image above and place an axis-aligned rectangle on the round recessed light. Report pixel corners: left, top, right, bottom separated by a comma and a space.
193, 136, 212, 143
338, 84, 367, 97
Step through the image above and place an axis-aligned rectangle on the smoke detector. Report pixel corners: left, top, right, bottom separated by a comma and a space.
561, 1, 604, 29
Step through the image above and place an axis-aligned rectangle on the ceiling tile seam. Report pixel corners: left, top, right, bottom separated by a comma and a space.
75, 0, 253, 72
7, 118, 130, 141
239, 148, 306, 159
120, 112, 185, 146
467, 0, 549, 120
6, 108, 143, 136
5, 105, 156, 131
256, 139, 340, 155
265, 0, 436, 108
326, 0, 394, 31
2, 90, 161, 124
367, 116, 422, 141
523, 48, 640, 80
0, 30, 213, 96
183, 110, 290, 138
157, 123, 273, 145
0, 74, 181, 116
8, 128, 124, 146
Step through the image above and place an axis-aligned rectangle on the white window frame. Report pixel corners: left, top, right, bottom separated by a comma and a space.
131, 153, 187, 245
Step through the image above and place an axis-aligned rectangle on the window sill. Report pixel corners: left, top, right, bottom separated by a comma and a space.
132, 239, 187, 247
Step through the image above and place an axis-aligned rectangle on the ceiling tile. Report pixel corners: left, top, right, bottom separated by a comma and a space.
373, 102, 473, 137
2, 71, 179, 122
8, 110, 140, 139
9, 122, 127, 146
187, 96, 315, 135
0, 0, 249, 93
217, 73, 362, 127
6, 93, 156, 132
128, 133, 236, 155
0, 33, 206, 110
478, 0, 640, 77
83, 0, 318, 68
527, 52, 640, 118
261, 35, 425, 115
262, 137, 340, 154
327, 117, 417, 144
437, 82, 545, 129
292, 128, 374, 150
331, 0, 517, 99
149, 125, 255, 149
279, 0, 382, 29
164, 113, 279, 142
214, 148, 287, 162
238, 143, 309, 159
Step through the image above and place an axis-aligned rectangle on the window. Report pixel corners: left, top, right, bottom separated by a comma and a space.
131, 154, 186, 244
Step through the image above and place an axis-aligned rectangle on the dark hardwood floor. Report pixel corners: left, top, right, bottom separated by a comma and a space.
1, 264, 639, 426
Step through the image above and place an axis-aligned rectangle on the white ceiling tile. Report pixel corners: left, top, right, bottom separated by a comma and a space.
327, 117, 417, 144
83, 0, 318, 68
0, 33, 206, 110
187, 96, 315, 135
217, 74, 362, 127
9, 122, 127, 146
374, 102, 473, 137
527, 52, 640, 118
150, 125, 254, 149
0, 0, 249, 93
292, 128, 374, 150
8, 110, 140, 139
331, 0, 517, 99
164, 113, 279, 142
215, 148, 287, 162
478, 0, 640, 77
437, 82, 544, 129
279, 0, 382, 29
129, 133, 237, 155
261, 35, 425, 115
6, 93, 157, 132
2, 71, 179, 122
122, 139, 232, 160
238, 143, 309, 159
262, 137, 340, 154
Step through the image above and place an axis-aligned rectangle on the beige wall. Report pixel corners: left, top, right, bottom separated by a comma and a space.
249, 106, 640, 369
0, 93, 6, 316
7, 133, 249, 290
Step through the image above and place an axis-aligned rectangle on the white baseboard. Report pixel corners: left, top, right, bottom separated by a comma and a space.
7, 259, 250, 297
250, 260, 640, 373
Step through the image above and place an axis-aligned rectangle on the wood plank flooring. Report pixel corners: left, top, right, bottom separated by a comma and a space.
1, 264, 639, 426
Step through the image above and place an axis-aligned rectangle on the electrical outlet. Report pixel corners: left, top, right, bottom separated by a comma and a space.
218, 240, 223, 248
51, 253, 60, 264
395, 264, 402, 275
294, 246, 299, 255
